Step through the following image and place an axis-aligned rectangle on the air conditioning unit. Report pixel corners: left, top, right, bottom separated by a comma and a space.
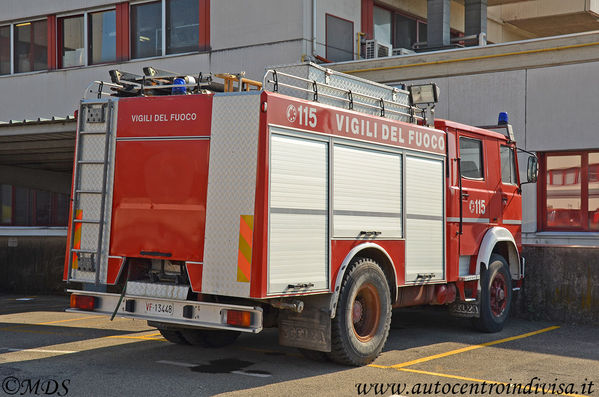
364, 40, 392, 59
392, 47, 415, 56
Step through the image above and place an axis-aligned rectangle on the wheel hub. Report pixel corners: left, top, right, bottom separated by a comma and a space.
351, 283, 381, 342
490, 273, 507, 317
352, 300, 364, 323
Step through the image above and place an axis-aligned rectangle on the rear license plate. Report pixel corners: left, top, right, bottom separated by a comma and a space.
144, 302, 174, 316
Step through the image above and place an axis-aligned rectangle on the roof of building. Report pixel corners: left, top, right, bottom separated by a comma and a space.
0, 115, 76, 173
0, 115, 76, 127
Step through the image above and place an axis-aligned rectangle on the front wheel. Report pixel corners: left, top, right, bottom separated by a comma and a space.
328, 257, 391, 366
473, 254, 512, 333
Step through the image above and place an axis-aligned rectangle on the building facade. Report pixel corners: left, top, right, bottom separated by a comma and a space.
1, 0, 597, 322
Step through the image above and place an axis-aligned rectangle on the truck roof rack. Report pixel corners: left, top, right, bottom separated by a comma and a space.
85, 68, 263, 99
263, 62, 424, 123
84, 62, 429, 125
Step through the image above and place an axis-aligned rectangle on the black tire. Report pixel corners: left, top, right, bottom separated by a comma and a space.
158, 328, 189, 345
328, 257, 391, 366
181, 329, 241, 348
298, 348, 329, 362
473, 254, 512, 333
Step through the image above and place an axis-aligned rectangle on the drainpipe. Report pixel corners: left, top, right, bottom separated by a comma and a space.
312, 0, 317, 59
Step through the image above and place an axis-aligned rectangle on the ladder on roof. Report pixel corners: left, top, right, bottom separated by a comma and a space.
67, 100, 115, 284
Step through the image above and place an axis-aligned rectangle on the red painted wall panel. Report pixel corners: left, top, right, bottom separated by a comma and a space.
47, 15, 57, 70
116, 2, 130, 61
199, 0, 210, 51
110, 96, 213, 262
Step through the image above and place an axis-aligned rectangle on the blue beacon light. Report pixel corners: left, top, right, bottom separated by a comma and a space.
498, 112, 509, 125
172, 78, 186, 95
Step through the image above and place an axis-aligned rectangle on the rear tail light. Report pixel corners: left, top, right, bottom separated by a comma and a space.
224, 310, 252, 327
70, 294, 96, 311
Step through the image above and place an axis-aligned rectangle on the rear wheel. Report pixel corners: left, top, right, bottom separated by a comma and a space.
473, 254, 512, 333
181, 329, 241, 348
298, 348, 329, 362
328, 258, 391, 366
158, 328, 189, 345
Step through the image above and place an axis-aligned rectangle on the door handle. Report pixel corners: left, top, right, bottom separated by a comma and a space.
461, 191, 469, 200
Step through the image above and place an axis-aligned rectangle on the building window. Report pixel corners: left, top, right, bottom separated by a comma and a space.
460, 137, 484, 179
131, 1, 162, 59
59, 15, 84, 68
500, 145, 517, 185
89, 10, 117, 64
540, 151, 599, 231
326, 14, 353, 62
373, 6, 392, 46
1, 185, 12, 224
14, 187, 33, 225
131, 0, 201, 59
372, 6, 426, 51
14, 19, 47, 73
0, 25, 10, 75
0, 185, 68, 226
166, 0, 199, 54
370, 5, 467, 52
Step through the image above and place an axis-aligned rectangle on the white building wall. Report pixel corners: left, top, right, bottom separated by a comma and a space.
0, 0, 360, 121
313, 0, 361, 59
526, 61, 599, 151
0, 54, 208, 121
4, 0, 118, 21
211, 0, 305, 51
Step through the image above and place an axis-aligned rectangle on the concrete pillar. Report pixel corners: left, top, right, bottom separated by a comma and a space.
427, 0, 450, 49
465, 0, 487, 39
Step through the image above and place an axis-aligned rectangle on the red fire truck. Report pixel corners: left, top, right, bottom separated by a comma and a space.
64, 63, 537, 366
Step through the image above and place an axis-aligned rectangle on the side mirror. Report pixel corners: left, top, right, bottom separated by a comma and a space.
527, 156, 538, 183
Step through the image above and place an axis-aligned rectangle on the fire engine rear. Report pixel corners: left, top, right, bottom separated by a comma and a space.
64, 63, 537, 366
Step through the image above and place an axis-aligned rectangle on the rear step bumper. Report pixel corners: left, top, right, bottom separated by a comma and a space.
66, 289, 263, 333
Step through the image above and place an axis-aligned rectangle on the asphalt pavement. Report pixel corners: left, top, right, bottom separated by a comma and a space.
0, 294, 597, 397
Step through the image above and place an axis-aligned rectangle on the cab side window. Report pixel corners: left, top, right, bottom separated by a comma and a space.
500, 145, 517, 184
459, 137, 484, 179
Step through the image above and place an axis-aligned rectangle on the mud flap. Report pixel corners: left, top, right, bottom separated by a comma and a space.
278, 306, 331, 352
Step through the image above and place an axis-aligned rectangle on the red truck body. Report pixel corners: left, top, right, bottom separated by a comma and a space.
64, 64, 530, 365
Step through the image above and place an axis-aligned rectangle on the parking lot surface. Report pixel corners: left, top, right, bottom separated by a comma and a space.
0, 294, 597, 396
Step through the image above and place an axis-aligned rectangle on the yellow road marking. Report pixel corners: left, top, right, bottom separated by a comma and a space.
0, 328, 60, 335
0, 331, 157, 365
397, 368, 587, 397
35, 315, 104, 325
370, 325, 560, 369
0, 315, 104, 332
107, 332, 164, 341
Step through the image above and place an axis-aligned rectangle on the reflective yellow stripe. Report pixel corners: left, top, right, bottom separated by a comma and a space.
237, 215, 254, 283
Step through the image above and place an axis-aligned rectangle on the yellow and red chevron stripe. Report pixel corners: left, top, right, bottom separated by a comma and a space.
237, 215, 254, 283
